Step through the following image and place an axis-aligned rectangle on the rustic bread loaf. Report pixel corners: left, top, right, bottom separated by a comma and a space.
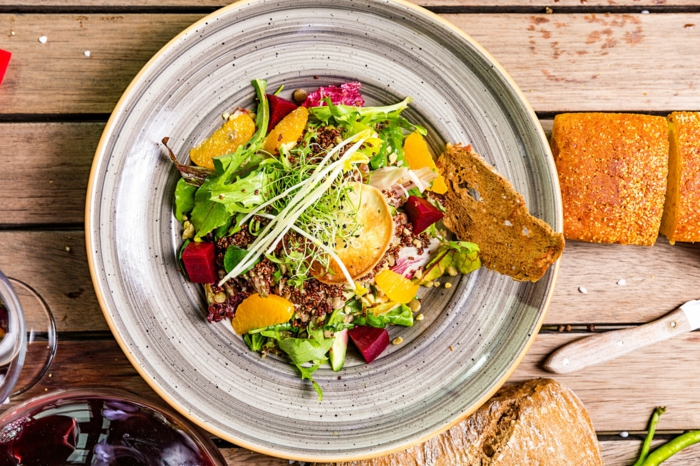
661, 112, 700, 244
437, 143, 564, 282
551, 113, 669, 245
321, 378, 602, 466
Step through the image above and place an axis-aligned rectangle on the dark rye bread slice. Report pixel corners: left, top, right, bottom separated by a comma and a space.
437, 144, 564, 282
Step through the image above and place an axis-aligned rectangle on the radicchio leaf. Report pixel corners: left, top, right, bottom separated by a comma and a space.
162, 137, 213, 187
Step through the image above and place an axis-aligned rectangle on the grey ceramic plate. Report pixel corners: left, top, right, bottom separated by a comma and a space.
86, 0, 562, 461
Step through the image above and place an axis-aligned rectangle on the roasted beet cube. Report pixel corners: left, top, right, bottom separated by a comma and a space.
348, 326, 389, 363
267, 94, 298, 132
404, 196, 444, 234
181, 242, 217, 283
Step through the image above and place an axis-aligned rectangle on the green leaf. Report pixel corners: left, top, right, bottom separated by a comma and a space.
223, 245, 260, 274
278, 335, 335, 365
210, 170, 268, 215
214, 216, 233, 240
177, 239, 191, 280
295, 363, 324, 401
419, 241, 481, 284
244, 332, 265, 352
352, 304, 413, 328
174, 178, 197, 223
190, 179, 230, 238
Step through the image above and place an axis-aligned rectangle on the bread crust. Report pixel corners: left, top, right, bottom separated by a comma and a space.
437, 144, 564, 282
551, 113, 669, 246
661, 112, 700, 244
320, 379, 603, 466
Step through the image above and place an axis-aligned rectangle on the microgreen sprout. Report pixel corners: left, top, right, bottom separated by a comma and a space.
219, 130, 372, 287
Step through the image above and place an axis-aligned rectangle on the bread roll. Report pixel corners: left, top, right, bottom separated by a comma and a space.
551, 113, 668, 245
322, 378, 603, 466
661, 112, 700, 244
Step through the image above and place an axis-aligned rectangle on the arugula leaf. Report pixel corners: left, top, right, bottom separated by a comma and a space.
419, 241, 481, 284
174, 178, 197, 223
296, 362, 323, 401
353, 304, 414, 328
189, 79, 270, 238
224, 245, 260, 274
210, 170, 268, 214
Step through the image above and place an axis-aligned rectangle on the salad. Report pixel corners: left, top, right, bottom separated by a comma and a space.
167, 79, 481, 399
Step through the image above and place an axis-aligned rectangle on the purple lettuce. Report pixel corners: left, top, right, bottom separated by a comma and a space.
302, 82, 365, 107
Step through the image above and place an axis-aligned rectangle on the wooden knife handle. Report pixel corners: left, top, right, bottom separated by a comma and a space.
544, 308, 691, 374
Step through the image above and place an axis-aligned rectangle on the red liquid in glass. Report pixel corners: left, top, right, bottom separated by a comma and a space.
0, 396, 216, 465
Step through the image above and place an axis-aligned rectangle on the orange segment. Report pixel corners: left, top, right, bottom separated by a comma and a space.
263, 106, 308, 154
190, 112, 256, 170
403, 132, 448, 194
375, 269, 419, 304
231, 293, 295, 335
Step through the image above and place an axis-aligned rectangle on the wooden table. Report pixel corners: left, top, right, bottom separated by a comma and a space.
1, 1, 700, 464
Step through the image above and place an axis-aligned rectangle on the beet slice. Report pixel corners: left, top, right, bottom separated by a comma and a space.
348, 326, 389, 364
266, 94, 298, 132
404, 195, 444, 235
181, 242, 217, 283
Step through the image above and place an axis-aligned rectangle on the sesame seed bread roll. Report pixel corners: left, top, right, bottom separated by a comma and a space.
661, 112, 700, 244
551, 113, 669, 246
320, 379, 603, 466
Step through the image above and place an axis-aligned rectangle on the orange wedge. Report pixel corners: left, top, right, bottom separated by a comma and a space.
190, 112, 256, 170
375, 269, 419, 304
263, 106, 308, 154
231, 293, 294, 335
403, 132, 448, 194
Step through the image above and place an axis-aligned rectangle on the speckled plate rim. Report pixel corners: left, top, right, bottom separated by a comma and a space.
85, 0, 563, 461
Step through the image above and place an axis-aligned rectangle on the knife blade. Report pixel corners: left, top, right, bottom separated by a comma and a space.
544, 299, 700, 374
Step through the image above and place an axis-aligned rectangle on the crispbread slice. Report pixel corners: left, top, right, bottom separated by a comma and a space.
438, 144, 564, 282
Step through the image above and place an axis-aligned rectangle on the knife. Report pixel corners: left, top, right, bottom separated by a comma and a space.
544, 299, 700, 374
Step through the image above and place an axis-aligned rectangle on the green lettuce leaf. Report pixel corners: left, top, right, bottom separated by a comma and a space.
223, 245, 260, 274
419, 241, 481, 284
244, 332, 265, 352
174, 178, 197, 223
278, 335, 335, 365
353, 304, 414, 328
189, 178, 230, 238
295, 362, 323, 401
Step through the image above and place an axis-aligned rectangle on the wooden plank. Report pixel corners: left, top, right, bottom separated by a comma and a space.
1, 13, 699, 114
13, 336, 700, 435
3, 0, 700, 8
0, 231, 108, 332
1, 230, 699, 331
511, 332, 700, 432
0, 122, 101, 226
